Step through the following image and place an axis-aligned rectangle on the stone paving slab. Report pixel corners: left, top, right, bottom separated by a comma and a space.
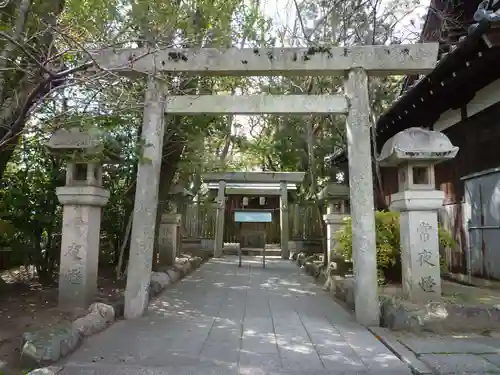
58, 256, 409, 375
419, 354, 500, 374
57, 367, 416, 375
382, 332, 500, 374
398, 336, 500, 355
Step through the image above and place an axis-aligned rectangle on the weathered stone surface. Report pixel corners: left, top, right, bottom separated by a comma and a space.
345, 68, 379, 326
398, 336, 500, 355
368, 327, 434, 375
176, 260, 192, 276
111, 297, 125, 318
380, 128, 459, 305
56, 187, 109, 310
279, 181, 289, 260
304, 262, 319, 277
419, 353, 500, 375
166, 269, 180, 283
167, 95, 348, 115
91, 44, 439, 76
47, 128, 101, 150
379, 127, 459, 167
189, 256, 202, 269
298, 252, 500, 334
27, 366, 63, 375
296, 252, 306, 267
334, 276, 355, 310
72, 303, 115, 337
124, 78, 166, 320
151, 272, 171, 290
89, 302, 115, 321
22, 324, 82, 365
323, 271, 345, 295
158, 214, 181, 267
379, 295, 500, 333
149, 256, 205, 300
329, 257, 352, 277
380, 296, 420, 332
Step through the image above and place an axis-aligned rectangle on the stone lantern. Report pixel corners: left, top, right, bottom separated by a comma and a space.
319, 182, 350, 265
47, 127, 111, 309
378, 127, 458, 302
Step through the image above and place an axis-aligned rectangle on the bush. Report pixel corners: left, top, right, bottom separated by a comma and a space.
334, 211, 457, 282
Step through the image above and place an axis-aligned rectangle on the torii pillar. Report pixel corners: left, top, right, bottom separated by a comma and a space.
124, 78, 166, 319
280, 181, 289, 259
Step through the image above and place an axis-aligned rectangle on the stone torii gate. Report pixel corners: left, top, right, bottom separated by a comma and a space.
91, 43, 439, 325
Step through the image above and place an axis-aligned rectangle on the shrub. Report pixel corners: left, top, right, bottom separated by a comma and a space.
334, 211, 457, 282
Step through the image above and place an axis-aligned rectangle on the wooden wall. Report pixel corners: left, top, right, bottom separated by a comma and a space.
380, 101, 500, 272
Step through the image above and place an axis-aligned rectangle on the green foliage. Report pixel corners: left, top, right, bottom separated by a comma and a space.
334, 211, 457, 282
0, 0, 433, 289
0, 133, 65, 281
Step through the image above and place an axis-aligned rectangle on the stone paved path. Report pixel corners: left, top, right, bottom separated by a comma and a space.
389, 332, 500, 375
59, 256, 411, 375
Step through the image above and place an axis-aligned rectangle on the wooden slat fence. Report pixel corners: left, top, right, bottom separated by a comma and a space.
181, 202, 323, 243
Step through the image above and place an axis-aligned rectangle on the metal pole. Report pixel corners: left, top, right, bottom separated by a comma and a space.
262, 234, 266, 268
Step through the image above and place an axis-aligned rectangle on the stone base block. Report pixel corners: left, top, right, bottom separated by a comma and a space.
296, 252, 306, 267
26, 366, 62, 375
72, 303, 115, 337
328, 256, 352, 277
325, 278, 500, 333
380, 296, 500, 333
304, 261, 322, 278
21, 323, 82, 366
166, 269, 181, 283
149, 255, 205, 299
334, 276, 356, 310
111, 297, 125, 318
149, 272, 172, 298
22, 302, 116, 368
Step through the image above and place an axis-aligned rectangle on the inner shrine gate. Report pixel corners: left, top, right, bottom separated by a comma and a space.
91, 43, 439, 325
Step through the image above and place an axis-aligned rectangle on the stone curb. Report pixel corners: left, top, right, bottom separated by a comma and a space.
366, 327, 433, 375
296, 256, 500, 334
23, 253, 209, 374
148, 255, 206, 300
379, 294, 500, 333
295, 252, 323, 277
20, 302, 115, 370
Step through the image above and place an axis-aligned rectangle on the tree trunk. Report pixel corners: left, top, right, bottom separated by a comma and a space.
0, 0, 67, 180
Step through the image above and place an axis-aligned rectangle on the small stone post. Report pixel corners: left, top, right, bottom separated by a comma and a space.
158, 214, 182, 267
47, 128, 109, 309
159, 184, 190, 261
379, 127, 459, 302
319, 183, 349, 265
280, 181, 289, 259
344, 68, 379, 325
214, 180, 226, 257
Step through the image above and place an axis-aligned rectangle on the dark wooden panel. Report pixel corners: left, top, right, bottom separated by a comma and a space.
436, 101, 500, 204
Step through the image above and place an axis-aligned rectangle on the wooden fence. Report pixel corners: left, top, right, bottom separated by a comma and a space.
181, 203, 324, 243
289, 204, 324, 241
181, 203, 217, 239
